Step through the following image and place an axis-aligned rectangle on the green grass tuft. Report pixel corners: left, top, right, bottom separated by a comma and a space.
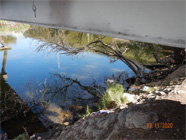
85, 105, 92, 115
100, 83, 128, 109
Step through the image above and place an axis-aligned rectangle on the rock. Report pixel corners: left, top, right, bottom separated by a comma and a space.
63, 122, 70, 126
92, 108, 114, 115
78, 91, 94, 100
106, 79, 115, 84
154, 91, 166, 96
143, 103, 150, 107
155, 96, 161, 100
119, 104, 128, 109
163, 88, 172, 94
165, 65, 186, 81
104, 75, 119, 84
154, 91, 162, 96
128, 87, 136, 92
147, 98, 156, 102
125, 111, 159, 130
147, 93, 156, 98
123, 93, 135, 103
30, 134, 36, 139
59, 110, 73, 124
178, 90, 186, 94
2, 74, 8, 80
160, 91, 166, 96
142, 86, 150, 92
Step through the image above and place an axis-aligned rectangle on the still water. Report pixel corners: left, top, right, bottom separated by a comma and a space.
0, 31, 137, 127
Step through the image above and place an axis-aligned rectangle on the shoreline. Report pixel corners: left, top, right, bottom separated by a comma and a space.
27, 64, 186, 140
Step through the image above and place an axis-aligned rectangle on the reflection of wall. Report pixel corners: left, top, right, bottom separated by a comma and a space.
0, 1, 185, 48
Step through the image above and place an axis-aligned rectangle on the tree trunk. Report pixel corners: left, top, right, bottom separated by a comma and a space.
172, 48, 185, 64
153, 51, 161, 63
0, 37, 6, 47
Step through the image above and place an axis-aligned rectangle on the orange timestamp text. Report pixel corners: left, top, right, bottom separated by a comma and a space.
146, 122, 173, 129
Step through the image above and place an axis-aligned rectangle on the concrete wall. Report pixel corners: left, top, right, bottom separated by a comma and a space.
0, 0, 185, 48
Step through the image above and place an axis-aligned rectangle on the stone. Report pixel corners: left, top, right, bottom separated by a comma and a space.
63, 122, 70, 126
147, 93, 156, 98
106, 79, 115, 84
160, 91, 166, 96
155, 96, 161, 100
125, 111, 159, 130
123, 93, 135, 103
154, 91, 161, 96
142, 86, 150, 92
30, 134, 36, 139
128, 87, 136, 92
165, 65, 186, 81
178, 90, 186, 94
147, 98, 156, 102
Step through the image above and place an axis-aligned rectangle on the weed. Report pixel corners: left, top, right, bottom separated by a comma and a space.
85, 105, 92, 115
100, 83, 128, 109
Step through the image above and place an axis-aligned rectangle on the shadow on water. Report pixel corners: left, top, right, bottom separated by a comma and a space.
0, 49, 47, 139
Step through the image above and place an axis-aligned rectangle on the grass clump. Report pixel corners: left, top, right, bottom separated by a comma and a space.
100, 83, 128, 109
85, 105, 92, 115
146, 87, 156, 93
81, 105, 92, 117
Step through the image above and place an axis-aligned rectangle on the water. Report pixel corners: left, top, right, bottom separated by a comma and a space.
1, 32, 135, 97
0, 30, 144, 138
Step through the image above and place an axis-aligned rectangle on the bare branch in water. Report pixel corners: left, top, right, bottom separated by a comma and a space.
33, 28, 142, 84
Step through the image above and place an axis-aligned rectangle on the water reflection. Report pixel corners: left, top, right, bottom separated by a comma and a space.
1, 50, 8, 80
0, 48, 47, 139
57, 52, 61, 69
26, 70, 131, 125
0, 27, 148, 137
24, 25, 112, 53
26, 72, 105, 125
24, 26, 147, 85
1, 35, 16, 45
0, 30, 138, 126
